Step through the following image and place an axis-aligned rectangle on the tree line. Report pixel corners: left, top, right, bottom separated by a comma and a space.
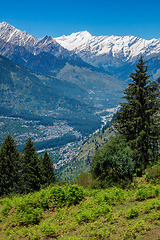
0, 135, 55, 196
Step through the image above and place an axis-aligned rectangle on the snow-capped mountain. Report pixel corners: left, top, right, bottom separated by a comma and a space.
55, 31, 160, 81
0, 21, 126, 110
0, 21, 38, 47
0, 22, 80, 60
55, 30, 160, 62
0, 22, 160, 81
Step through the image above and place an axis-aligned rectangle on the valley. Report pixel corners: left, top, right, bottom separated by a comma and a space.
0, 104, 119, 180
0, 21, 159, 182
0, 116, 82, 147
0, 20, 160, 240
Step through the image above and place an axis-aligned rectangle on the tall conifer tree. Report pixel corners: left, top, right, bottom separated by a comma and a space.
0, 135, 20, 195
40, 151, 55, 186
114, 56, 160, 174
21, 138, 40, 193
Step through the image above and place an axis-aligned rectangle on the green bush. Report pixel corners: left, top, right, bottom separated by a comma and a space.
145, 163, 160, 183
66, 185, 84, 205
2, 202, 12, 217
49, 185, 84, 207
126, 207, 139, 219
144, 199, 160, 213
15, 205, 42, 225
96, 187, 128, 205
40, 223, 58, 238
76, 203, 111, 224
50, 186, 66, 207
135, 184, 159, 201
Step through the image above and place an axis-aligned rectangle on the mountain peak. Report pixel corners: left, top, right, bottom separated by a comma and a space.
0, 22, 20, 35
55, 31, 92, 51
0, 21, 15, 31
40, 35, 54, 42
74, 30, 92, 37
1, 21, 12, 26
56, 30, 160, 60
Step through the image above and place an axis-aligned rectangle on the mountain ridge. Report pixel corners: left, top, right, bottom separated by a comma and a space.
0, 22, 126, 110
1, 22, 159, 82
55, 30, 160, 61
55, 31, 160, 81
0, 22, 82, 61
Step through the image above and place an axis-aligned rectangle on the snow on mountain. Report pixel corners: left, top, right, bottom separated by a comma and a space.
55, 31, 160, 81
0, 21, 38, 48
1, 22, 159, 63
0, 22, 78, 58
55, 31, 93, 50
0, 22, 160, 81
55, 31, 160, 63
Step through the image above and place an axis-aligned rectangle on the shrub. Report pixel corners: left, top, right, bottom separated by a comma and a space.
2, 202, 12, 217
135, 184, 159, 201
40, 223, 58, 238
66, 185, 84, 205
96, 187, 127, 205
145, 163, 160, 183
49, 185, 84, 207
126, 207, 139, 219
75, 172, 99, 189
15, 205, 43, 225
76, 203, 111, 224
50, 186, 66, 207
144, 199, 160, 213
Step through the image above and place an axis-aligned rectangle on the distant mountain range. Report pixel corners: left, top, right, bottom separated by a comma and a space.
0, 21, 159, 136
55, 31, 160, 81
0, 22, 126, 110
1, 22, 160, 83
0, 22, 81, 60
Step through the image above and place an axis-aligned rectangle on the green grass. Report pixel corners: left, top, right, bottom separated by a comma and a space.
1, 181, 160, 239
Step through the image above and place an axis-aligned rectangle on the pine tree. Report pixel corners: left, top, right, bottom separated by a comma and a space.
0, 135, 20, 196
40, 151, 55, 186
21, 138, 40, 193
114, 56, 160, 174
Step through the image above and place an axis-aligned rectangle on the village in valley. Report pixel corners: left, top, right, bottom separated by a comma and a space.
0, 107, 119, 174
0, 116, 82, 144
0, 115, 83, 164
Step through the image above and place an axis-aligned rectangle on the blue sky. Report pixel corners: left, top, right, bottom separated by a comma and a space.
0, 0, 160, 40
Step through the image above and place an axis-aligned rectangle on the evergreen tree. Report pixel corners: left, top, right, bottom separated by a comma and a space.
21, 138, 40, 193
40, 151, 55, 186
114, 56, 160, 174
0, 135, 20, 196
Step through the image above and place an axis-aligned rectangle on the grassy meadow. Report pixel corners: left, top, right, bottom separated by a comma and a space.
1, 175, 160, 239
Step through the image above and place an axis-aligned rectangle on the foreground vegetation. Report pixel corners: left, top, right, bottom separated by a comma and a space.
1, 175, 160, 239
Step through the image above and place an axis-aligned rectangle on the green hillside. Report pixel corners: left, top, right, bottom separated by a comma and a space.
56, 61, 125, 109
57, 124, 117, 181
0, 55, 101, 136
5, 49, 126, 109
1, 180, 160, 239
57, 77, 160, 181
0, 55, 88, 112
